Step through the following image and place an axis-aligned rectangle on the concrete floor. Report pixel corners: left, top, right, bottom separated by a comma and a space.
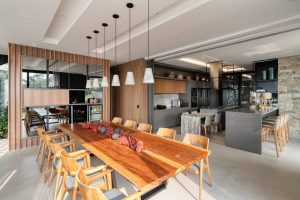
0, 131, 300, 200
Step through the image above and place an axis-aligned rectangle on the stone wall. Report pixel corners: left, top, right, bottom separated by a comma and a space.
278, 55, 300, 138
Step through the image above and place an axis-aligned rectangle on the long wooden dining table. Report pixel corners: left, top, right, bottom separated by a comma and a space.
58, 122, 209, 200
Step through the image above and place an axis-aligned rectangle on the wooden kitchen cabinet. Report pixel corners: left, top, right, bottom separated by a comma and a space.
154, 77, 186, 93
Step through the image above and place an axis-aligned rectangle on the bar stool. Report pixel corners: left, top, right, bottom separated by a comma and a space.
262, 115, 282, 158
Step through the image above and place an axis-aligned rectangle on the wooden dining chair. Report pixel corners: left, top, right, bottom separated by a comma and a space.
77, 167, 141, 200
137, 123, 152, 133
123, 120, 137, 129
36, 127, 60, 161
262, 115, 282, 158
111, 117, 122, 125
46, 139, 77, 200
201, 115, 212, 137
182, 133, 212, 187
38, 128, 66, 173
157, 128, 176, 140
59, 150, 110, 200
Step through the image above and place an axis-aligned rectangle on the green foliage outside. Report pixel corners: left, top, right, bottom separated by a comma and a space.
0, 106, 8, 139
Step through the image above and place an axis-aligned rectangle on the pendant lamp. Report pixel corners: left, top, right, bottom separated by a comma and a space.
125, 3, 135, 85
143, 0, 154, 84
93, 30, 100, 88
85, 36, 93, 89
111, 14, 121, 87
101, 23, 110, 88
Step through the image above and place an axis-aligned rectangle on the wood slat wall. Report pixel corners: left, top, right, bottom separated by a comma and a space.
8, 43, 111, 150
112, 58, 148, 124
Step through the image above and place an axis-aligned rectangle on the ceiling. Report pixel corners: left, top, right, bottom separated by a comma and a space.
1, 0, 300, 69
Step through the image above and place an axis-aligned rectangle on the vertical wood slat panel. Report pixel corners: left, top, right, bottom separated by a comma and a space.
8, 44, 16, 150
15, 45, 22, 149
8, 43, 111, 150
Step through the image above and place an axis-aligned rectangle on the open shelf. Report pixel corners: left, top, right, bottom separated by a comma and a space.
256, 79, 277, 82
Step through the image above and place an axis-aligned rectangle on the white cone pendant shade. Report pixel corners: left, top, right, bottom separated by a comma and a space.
125, 72, 135, 85
112, 74, 120, 86
93, 78, 100, 88
143, 68, 154, 84
86, 79, 92, 89
101, 76, 109, 87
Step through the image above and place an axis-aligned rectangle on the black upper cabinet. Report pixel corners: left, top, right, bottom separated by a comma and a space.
59, 73, 86, 89
254, 59, 278, 93
70, 73, 86, 89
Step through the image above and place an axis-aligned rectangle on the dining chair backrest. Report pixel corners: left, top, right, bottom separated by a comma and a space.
214, 114, 221, 123
182, 133, 209, 150
61, 150, 87, 176
111, 117, 122, 125
77, 168, 107, 200
137, 123, 152, 133
191, 111, 198, 114
37, 127, 45, 138
157, 128, 176, 140
124, 120, 137, 129
204, 115, 212, 125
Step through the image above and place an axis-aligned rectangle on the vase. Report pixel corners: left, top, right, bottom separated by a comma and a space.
268, 67, 274, 80
262, 70, 267, 80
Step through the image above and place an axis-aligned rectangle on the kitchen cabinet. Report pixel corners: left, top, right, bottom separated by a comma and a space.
154, 77, 186, 94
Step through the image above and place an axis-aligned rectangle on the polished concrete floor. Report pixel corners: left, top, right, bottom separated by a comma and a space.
0, 131, 300, 200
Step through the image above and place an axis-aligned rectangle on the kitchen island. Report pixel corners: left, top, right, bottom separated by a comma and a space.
225, 108, 278, 154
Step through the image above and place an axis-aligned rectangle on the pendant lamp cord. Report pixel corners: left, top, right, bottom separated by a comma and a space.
148, 0, 150, 61
103, 27, 106, 59
115, 17, 117, 65
129, 6, 131, 63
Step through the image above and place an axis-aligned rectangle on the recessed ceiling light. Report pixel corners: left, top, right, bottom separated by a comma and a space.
178, 58, 208, 67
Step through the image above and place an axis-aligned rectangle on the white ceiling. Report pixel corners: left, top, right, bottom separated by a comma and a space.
161, 29, 300, 71
1, 0, 300, 69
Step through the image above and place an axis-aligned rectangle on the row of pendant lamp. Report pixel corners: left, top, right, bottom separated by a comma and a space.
86, 1, 154, 89
86, 68, 154, 88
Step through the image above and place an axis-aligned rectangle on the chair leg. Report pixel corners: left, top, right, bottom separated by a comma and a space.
54, 163, 62, 200
199, 160, 203, 200
72, 179, 78, 200
274, 130, 279, 158
58, 172, 67, 200
48, 157, 55, 186
44, 153, 52, 182
36, 139, 42, 161
39, 144, 46, 173
204, 126, 207, 137
206, 157, 212, 187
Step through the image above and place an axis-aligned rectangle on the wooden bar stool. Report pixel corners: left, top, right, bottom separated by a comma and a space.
137, 123, 152, 133
157, 128, 176, 140
262, 115, 282, 158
